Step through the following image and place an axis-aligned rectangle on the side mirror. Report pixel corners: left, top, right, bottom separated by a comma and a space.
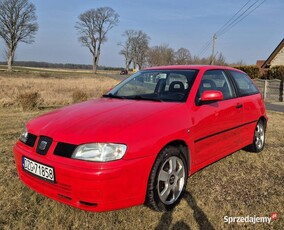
200, 90, 223, 102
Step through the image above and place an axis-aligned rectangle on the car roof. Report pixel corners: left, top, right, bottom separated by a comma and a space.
144, 65, 242, 72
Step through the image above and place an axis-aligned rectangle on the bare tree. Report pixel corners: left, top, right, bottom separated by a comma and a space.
214, 52, 227, 65
118, 30, 149, 70
192, 55, 210, 65
0, 0, 38, 71
175, 48, 192, 65
118, 30, 136, 71
191, 52, 227, 65
231, 59, 246, 66
75, 7, 119, 73
147, 44, 175, 67
130, 30, 150, 70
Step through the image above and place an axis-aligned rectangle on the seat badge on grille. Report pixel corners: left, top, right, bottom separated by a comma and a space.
38, 140, 48, 151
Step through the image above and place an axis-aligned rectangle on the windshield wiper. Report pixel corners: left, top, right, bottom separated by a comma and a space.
102, 94, 125, 99
125, 95, 163, 102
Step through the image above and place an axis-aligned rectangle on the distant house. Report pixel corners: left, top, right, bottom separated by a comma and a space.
256, 60, 265, 68
257, 39, 284, 69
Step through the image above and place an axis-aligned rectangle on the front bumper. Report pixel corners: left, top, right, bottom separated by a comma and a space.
13, 141, 156, 212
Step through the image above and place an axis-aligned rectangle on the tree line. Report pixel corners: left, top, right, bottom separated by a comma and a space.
118, 31, 228, 70
0, 61, 123, 70
0, 0, 239, 74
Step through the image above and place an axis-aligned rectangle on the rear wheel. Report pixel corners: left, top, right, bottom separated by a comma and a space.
245, 120, 266, 152
146, 146, 188, 211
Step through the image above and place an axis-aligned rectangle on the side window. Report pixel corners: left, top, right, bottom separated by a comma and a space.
197, 70, 235, 100
229, 70, 259, 96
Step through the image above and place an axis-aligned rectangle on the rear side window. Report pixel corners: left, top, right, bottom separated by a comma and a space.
229, 70, 259, 96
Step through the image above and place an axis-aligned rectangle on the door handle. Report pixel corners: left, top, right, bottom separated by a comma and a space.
236, 104, 243, 109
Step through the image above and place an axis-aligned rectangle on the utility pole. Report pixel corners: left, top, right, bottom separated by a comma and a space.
211, 33, 217, 65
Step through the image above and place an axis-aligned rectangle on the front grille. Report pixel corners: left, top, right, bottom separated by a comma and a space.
36, 136, 53, 155
54, 142, 78, 158
25, 133, 37, 147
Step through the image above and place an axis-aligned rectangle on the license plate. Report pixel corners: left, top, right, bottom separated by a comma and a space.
22, 157, 55, 182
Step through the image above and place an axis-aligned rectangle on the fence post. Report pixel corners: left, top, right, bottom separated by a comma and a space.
264, 80, 267, 100
281, 80, 283, 102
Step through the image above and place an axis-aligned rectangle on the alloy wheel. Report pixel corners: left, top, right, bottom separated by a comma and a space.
157, 156, 186, 205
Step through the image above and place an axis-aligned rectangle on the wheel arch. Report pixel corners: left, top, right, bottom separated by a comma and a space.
259, 116, 268, 130
145, 139, 190, 210
159, 139, 190, 173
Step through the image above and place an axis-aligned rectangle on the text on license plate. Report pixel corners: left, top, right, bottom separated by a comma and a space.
22, 157, 55, 182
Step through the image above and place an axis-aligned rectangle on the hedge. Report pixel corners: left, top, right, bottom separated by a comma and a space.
233, 65, 284, 80
264, 66, 284, 80
233, 65, 260, 79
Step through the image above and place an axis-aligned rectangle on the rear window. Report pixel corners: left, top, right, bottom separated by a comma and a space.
229, 70, 259, 96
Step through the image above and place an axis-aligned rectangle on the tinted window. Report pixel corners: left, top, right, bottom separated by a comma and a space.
197, 70, 235, 100
229, 70, 259, 96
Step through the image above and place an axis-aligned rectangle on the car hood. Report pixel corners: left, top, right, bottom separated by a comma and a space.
27, 98, 183, 144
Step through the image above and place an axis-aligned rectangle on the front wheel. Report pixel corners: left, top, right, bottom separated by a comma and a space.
146, 146, 188, 211
245, 120, 266, 153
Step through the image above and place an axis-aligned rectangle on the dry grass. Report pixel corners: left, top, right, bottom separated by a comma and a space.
0, 71, 283, 229
0, 72, 119, 107
0, 109, 283, 229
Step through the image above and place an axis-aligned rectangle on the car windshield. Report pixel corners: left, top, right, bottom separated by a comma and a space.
104, 69, 199, 102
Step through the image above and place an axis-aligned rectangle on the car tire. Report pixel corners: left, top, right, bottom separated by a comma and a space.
146, 146, 188, 211
245, 120, 266, 153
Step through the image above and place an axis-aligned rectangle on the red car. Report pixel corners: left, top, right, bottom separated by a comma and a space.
14, 65, 267, 212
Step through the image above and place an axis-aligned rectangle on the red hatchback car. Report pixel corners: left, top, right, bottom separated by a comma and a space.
14, 65, 267, 212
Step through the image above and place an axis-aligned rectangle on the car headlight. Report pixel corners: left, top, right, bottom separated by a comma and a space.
19, 127, 28, 143
72, 143, 127, 162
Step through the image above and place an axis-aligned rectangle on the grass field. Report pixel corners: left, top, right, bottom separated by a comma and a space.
0, 70, 120, 107
0, 70, 283, 229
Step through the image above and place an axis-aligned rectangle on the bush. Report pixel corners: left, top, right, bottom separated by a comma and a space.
39, 72, 52, 78
17, 92, 42, 111
72, 89, 88, 103
233, 65, 260, 79
265, 66, 284, 80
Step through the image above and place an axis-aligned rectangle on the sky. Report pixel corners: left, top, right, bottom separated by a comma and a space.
0, 0, 283, 67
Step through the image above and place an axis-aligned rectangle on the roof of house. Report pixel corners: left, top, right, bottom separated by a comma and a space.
256, 60, 265, 68
262, 39, 284, 68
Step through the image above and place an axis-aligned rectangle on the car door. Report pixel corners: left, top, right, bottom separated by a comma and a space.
191, 70, 244, 165
228, 70, 263, 146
